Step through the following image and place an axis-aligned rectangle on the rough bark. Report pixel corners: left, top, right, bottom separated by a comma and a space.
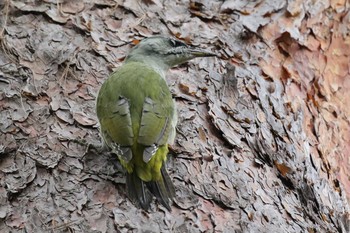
0, 0, 349, 232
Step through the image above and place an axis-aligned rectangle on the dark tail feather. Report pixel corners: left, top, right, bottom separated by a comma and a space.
126, 166, 175, 211
161, 165, 176, 198
126, 172, 152, 210
146, 166, 175, 211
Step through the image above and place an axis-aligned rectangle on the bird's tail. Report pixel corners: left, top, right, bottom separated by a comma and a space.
126, 165, 175, 211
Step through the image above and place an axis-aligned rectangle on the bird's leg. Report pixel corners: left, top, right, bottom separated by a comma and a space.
70, 138, 108, 155
109, 155, 124, 171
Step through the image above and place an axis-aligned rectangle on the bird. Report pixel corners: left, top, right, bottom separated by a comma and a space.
96, 36, 216, 210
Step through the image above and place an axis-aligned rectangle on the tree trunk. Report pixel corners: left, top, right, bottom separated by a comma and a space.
0, 0, 349, 232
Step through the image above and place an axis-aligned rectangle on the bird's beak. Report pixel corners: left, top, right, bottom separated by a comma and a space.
187, 47, 217, 57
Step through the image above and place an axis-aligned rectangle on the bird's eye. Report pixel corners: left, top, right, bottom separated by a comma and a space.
170, 39, 186, 47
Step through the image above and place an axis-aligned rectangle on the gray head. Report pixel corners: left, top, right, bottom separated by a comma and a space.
125, 36, 216, 72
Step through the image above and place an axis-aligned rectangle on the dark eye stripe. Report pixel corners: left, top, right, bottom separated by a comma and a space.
170, 39, 186, 47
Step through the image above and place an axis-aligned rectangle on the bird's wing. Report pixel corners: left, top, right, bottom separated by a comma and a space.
97, 62, 175, 164
98, 91, 135, 162
138, 96, 174, 163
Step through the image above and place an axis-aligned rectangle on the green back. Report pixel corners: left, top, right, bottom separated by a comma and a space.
96, 61, 175, 180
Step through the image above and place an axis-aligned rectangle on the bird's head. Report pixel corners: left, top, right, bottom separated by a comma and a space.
125, 36, 216, 71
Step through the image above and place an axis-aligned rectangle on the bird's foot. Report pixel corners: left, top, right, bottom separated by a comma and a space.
71, 138, 107, 155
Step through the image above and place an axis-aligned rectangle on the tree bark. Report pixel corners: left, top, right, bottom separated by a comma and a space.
0, 0, 349, 232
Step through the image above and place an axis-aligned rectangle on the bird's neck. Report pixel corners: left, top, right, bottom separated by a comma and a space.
124, 56, 169, 78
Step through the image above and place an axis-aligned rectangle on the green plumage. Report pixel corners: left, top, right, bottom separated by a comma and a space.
96, 36, 215, 210
96, 62, 176, 210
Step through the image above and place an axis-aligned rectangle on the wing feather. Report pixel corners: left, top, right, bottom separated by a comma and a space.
100, 96, 134, 162
138, 97, 174, 162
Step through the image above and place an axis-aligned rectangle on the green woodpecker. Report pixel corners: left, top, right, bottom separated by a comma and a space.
96, 36, 215, 210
